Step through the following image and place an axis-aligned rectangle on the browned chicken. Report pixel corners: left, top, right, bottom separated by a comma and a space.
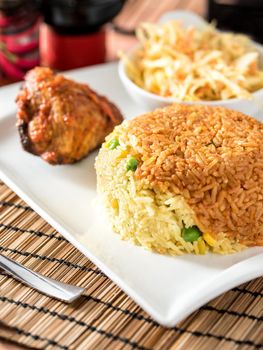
16, 67, 123, 164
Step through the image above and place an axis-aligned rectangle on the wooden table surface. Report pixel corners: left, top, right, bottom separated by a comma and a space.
0, 0, 206, 348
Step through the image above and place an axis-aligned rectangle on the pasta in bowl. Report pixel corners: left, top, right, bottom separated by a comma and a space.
118, 12, 263, 117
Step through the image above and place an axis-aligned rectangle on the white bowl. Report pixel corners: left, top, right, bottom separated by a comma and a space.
118, 10, 263, 121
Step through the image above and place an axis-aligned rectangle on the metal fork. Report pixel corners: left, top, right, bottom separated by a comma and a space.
0, 254, 85, 302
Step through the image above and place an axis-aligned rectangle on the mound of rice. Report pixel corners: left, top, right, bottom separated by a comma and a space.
95, 104, 263, 255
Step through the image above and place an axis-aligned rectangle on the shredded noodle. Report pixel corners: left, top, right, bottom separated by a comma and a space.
121, 20, 263, 101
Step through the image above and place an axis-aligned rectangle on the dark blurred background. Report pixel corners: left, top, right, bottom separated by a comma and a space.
0, 0, 263, 84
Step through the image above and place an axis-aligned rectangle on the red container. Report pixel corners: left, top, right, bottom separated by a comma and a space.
0, 0, 40, 82
40, 23, 106, 70
40, 0, 125, 71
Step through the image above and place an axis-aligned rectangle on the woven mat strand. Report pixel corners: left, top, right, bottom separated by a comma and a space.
0, 181, 263, 350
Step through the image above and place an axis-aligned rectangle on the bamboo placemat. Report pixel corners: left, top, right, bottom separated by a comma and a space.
0, 180, 262, 350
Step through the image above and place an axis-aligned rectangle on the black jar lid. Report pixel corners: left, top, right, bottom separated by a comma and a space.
0, 0, 40, 15
42, 0, 125, 34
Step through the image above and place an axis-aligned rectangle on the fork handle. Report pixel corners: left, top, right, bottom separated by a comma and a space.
0, 254, 85, 302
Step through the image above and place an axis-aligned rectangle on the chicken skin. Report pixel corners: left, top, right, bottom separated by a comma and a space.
16, 67, 123, 164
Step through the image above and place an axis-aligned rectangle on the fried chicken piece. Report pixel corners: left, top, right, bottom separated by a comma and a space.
16, 67, 123, 164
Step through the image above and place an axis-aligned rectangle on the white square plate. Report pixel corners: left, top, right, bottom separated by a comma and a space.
0, 62, 263, 327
